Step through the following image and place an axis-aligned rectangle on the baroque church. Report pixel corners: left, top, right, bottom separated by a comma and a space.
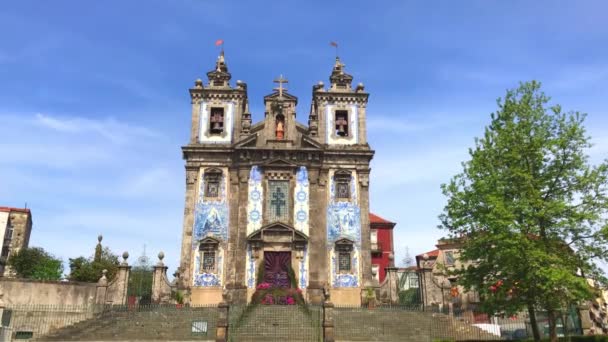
178, 51, 374, 306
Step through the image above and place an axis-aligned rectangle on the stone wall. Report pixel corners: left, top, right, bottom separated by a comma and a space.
0, 278, 97, 306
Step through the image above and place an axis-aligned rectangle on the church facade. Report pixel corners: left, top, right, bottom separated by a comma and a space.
178, 52, 374, 306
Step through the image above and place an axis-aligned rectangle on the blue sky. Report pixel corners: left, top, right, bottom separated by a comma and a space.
1, 1, 607, 275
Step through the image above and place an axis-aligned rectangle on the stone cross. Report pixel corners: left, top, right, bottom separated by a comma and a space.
273, 74, 288, 97
271, 187, 286, 216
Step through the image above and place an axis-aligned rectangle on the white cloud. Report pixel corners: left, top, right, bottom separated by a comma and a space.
32, 113, 160, 144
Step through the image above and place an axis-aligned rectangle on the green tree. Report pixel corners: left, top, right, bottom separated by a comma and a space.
69, 246, 119, 282
440, 81, 608, 342
8, 247, 63, 280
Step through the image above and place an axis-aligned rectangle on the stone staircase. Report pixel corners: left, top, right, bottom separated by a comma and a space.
35, 306, 218, 341
334, 308, 501, 341
227, 305, 322, 342
30, 305, 499, 341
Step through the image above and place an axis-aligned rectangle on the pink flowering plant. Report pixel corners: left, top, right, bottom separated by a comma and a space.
251, 267, 306, 306
256, 282, 271, 290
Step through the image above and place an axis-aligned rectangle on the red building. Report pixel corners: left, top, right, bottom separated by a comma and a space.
370, 213, 396, 283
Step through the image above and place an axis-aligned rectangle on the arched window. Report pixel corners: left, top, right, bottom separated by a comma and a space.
209, 107, 225, 135
335, 110, 349, 137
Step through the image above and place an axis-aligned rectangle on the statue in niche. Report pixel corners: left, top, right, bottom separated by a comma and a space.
276, 114, 285, 140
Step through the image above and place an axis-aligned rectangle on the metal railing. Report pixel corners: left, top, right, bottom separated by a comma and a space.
2, 304, 219, 341
0, 303, 588, 341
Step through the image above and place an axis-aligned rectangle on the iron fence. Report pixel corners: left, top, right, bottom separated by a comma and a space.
2, 304, 218, 341
228, 304, 322, 342
333, 304, 585, 341
0, 303, 589, 341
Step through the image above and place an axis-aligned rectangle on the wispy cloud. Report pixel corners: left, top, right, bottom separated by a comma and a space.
32, 113, 160, 144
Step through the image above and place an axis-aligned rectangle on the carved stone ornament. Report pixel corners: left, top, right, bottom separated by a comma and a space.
186, 171, 198, 185
358, 174, 369, 187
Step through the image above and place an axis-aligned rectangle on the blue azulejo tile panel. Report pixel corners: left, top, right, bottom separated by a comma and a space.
293, 166, 309, 235
192, 249, 223, 287
327, 203, 361, 243
330, 248, 360, 288
327, 169, 361, 288
246, 245, 256, 289
299, 246, 308, 289
192, 168, 229, 244
247, 166, 263, 235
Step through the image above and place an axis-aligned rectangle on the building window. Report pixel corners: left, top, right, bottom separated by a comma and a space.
1, 247, 9, 258
199, 238, 219, 274
444, 251, 455, 266
409, 277, 419, 288
370, 230, 377, 244
204, 169, 222, 198
334, 172, 351, 200
202, 250, 216, 272
209, 107, 224, 135
338, 252, 351, 272
266, 180, 290, 222
335, 110, 349, 137
335, 239, 354, 274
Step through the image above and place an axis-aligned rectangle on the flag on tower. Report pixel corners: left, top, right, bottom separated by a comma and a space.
215, 39, 224, 46
330, 41, 338, 47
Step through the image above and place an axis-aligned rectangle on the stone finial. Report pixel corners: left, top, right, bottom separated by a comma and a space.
157, 251, 165, 267
356, 82, 365, 92
121, 251, 129, 265
97, 234, 103, 243
97, 269, 108, 286
194, 78, 203, 89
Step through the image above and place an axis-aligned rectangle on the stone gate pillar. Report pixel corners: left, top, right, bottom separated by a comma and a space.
216, 301, 229, 342
151, 252, 172, 303
323, 301, 335, 342
95, 269, 109, 305
115, 251, 131, 305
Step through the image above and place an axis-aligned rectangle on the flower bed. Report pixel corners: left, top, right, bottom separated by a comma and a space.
252, 282, 304, 305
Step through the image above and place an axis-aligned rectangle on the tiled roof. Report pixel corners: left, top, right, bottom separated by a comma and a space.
416, 249, 439, 258
369, 213, 394, 225
0, 206, 31, 213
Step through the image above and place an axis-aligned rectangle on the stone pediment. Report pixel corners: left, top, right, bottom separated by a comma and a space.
198, 236, 221, 245
264, 91, 298, 105
262, 158, 298, 169
247, 222, 308, 244
335, 237, 355, 245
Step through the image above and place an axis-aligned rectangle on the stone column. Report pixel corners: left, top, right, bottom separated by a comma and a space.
95, 269, 109, 305
190, 93, 202, 144
384, 267, 399, 304
216, 301, 229, 342
307, 168, 328, 304
323, 301, 335, 342
115, 252, 131, 305
358, 171, 372, 285
179, 167, 198, 289
152, 252, 169, 304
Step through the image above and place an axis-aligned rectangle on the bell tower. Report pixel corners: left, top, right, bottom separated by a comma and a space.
309, 57, 369, 145
189, 51, 248, 144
